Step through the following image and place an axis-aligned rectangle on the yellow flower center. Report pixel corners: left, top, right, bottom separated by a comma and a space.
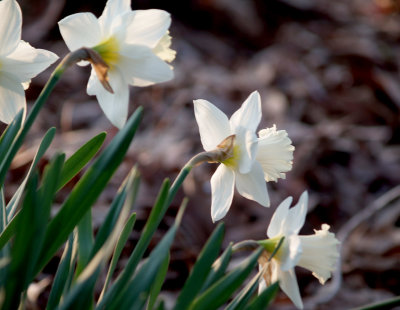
92, 36, 120, 68
221, 144, 240, 168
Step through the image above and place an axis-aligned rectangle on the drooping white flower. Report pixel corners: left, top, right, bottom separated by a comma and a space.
193, 91, 294, 222
258, 191, 340, 309
0, 0, 58, 124
58, 0, 175, 129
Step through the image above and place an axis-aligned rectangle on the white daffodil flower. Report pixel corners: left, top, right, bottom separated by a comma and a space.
258, 191, 340, 309
0, 0, 58, 124
58, 0, 175, 129
193, 91, 294, 222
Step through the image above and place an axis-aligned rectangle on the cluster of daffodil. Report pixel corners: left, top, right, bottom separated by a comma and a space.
0, 0, 340, 309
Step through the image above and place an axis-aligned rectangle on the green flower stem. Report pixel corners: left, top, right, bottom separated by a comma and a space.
232, 240, 260, 253
351, 295, 400, 310
0, 49, 91, 187
168, 151, 217, 205
232, 236, 285, 262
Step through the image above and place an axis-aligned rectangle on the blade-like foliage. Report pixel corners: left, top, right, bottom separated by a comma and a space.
174, 223, 225, 310
200, 242, 233, 292
34, 107, 143, 276
2, 153, 65, 310
99, 212, 137, 300
189, 248, 263, 310
245, 282, 279, 310
0, 111, 24, 180
225, 269, 264, 310
91, 167, 140, 258
57, 132, 106, 191
97, 178, 170, 309
46, 235, 74, 310
147, 252, 170, 310
6, 127, 56, 220
108, 200, 187, 310
58, 167, 139, 310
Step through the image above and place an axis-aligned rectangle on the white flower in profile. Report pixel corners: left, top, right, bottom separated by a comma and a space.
193, 91, 294, 222
0, 0, 58, 124
258, 191, 340, 309
58, 0, 175, 129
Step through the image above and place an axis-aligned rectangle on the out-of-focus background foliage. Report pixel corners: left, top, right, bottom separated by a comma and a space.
4, 0, 400, 309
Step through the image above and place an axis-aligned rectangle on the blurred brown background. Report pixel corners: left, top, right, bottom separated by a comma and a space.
4, 0, 400, 309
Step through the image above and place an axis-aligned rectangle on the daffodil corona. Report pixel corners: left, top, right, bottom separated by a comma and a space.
0, 0, 58, 124
258, 191, 340, 309
193, 91, 294, 222
58, 0, 175, 129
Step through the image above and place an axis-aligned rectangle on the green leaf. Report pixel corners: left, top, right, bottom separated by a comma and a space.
2, 153, 65, 309
0, 212, 18, 251
189, 248, 263, 310
91, 167, 140, 259
98, 212, 136, 300
175, 223, 225, 310
76, 167, 140, 277
58, 132, 106, 191
0, 110, 23, 174
97, 179, 170, 309
201, 243, 233, 292
3, 173, 40, 310
6, 127, 56, 220
31, 152, 65, 271
0, 188, 5, 232
225, 270, 263, 310
75, 211, 94, 276
108, 199, 187, 310
147, 252, 170, 310
59, 168, 139, 310
34, 107, 143, 277
56, 267, 100, 310
245, 282, 279, 310
46, 235, 74, 310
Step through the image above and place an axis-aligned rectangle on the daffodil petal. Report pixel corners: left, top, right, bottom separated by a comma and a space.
236, 127, 258, 174
267, 196, 292, 238
279, 269, 304, 309
2, 41, 58, 84
0, 0, 21, 55
118, 45, 173, 86
87, 68, 128, 129
123, 9, 171, 48
0, 73, 25, 124
58, 12, 102, 51
229, 90, 261, 134
99, 0, 131, 31
280, 235, 302, 271
286, 191, 308, 235
235, 161, 269, 207
193, 99, 231, 152
210, 164, 235, 222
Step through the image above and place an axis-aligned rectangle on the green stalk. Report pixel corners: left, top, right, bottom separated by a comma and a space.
167, 151, 212, 205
